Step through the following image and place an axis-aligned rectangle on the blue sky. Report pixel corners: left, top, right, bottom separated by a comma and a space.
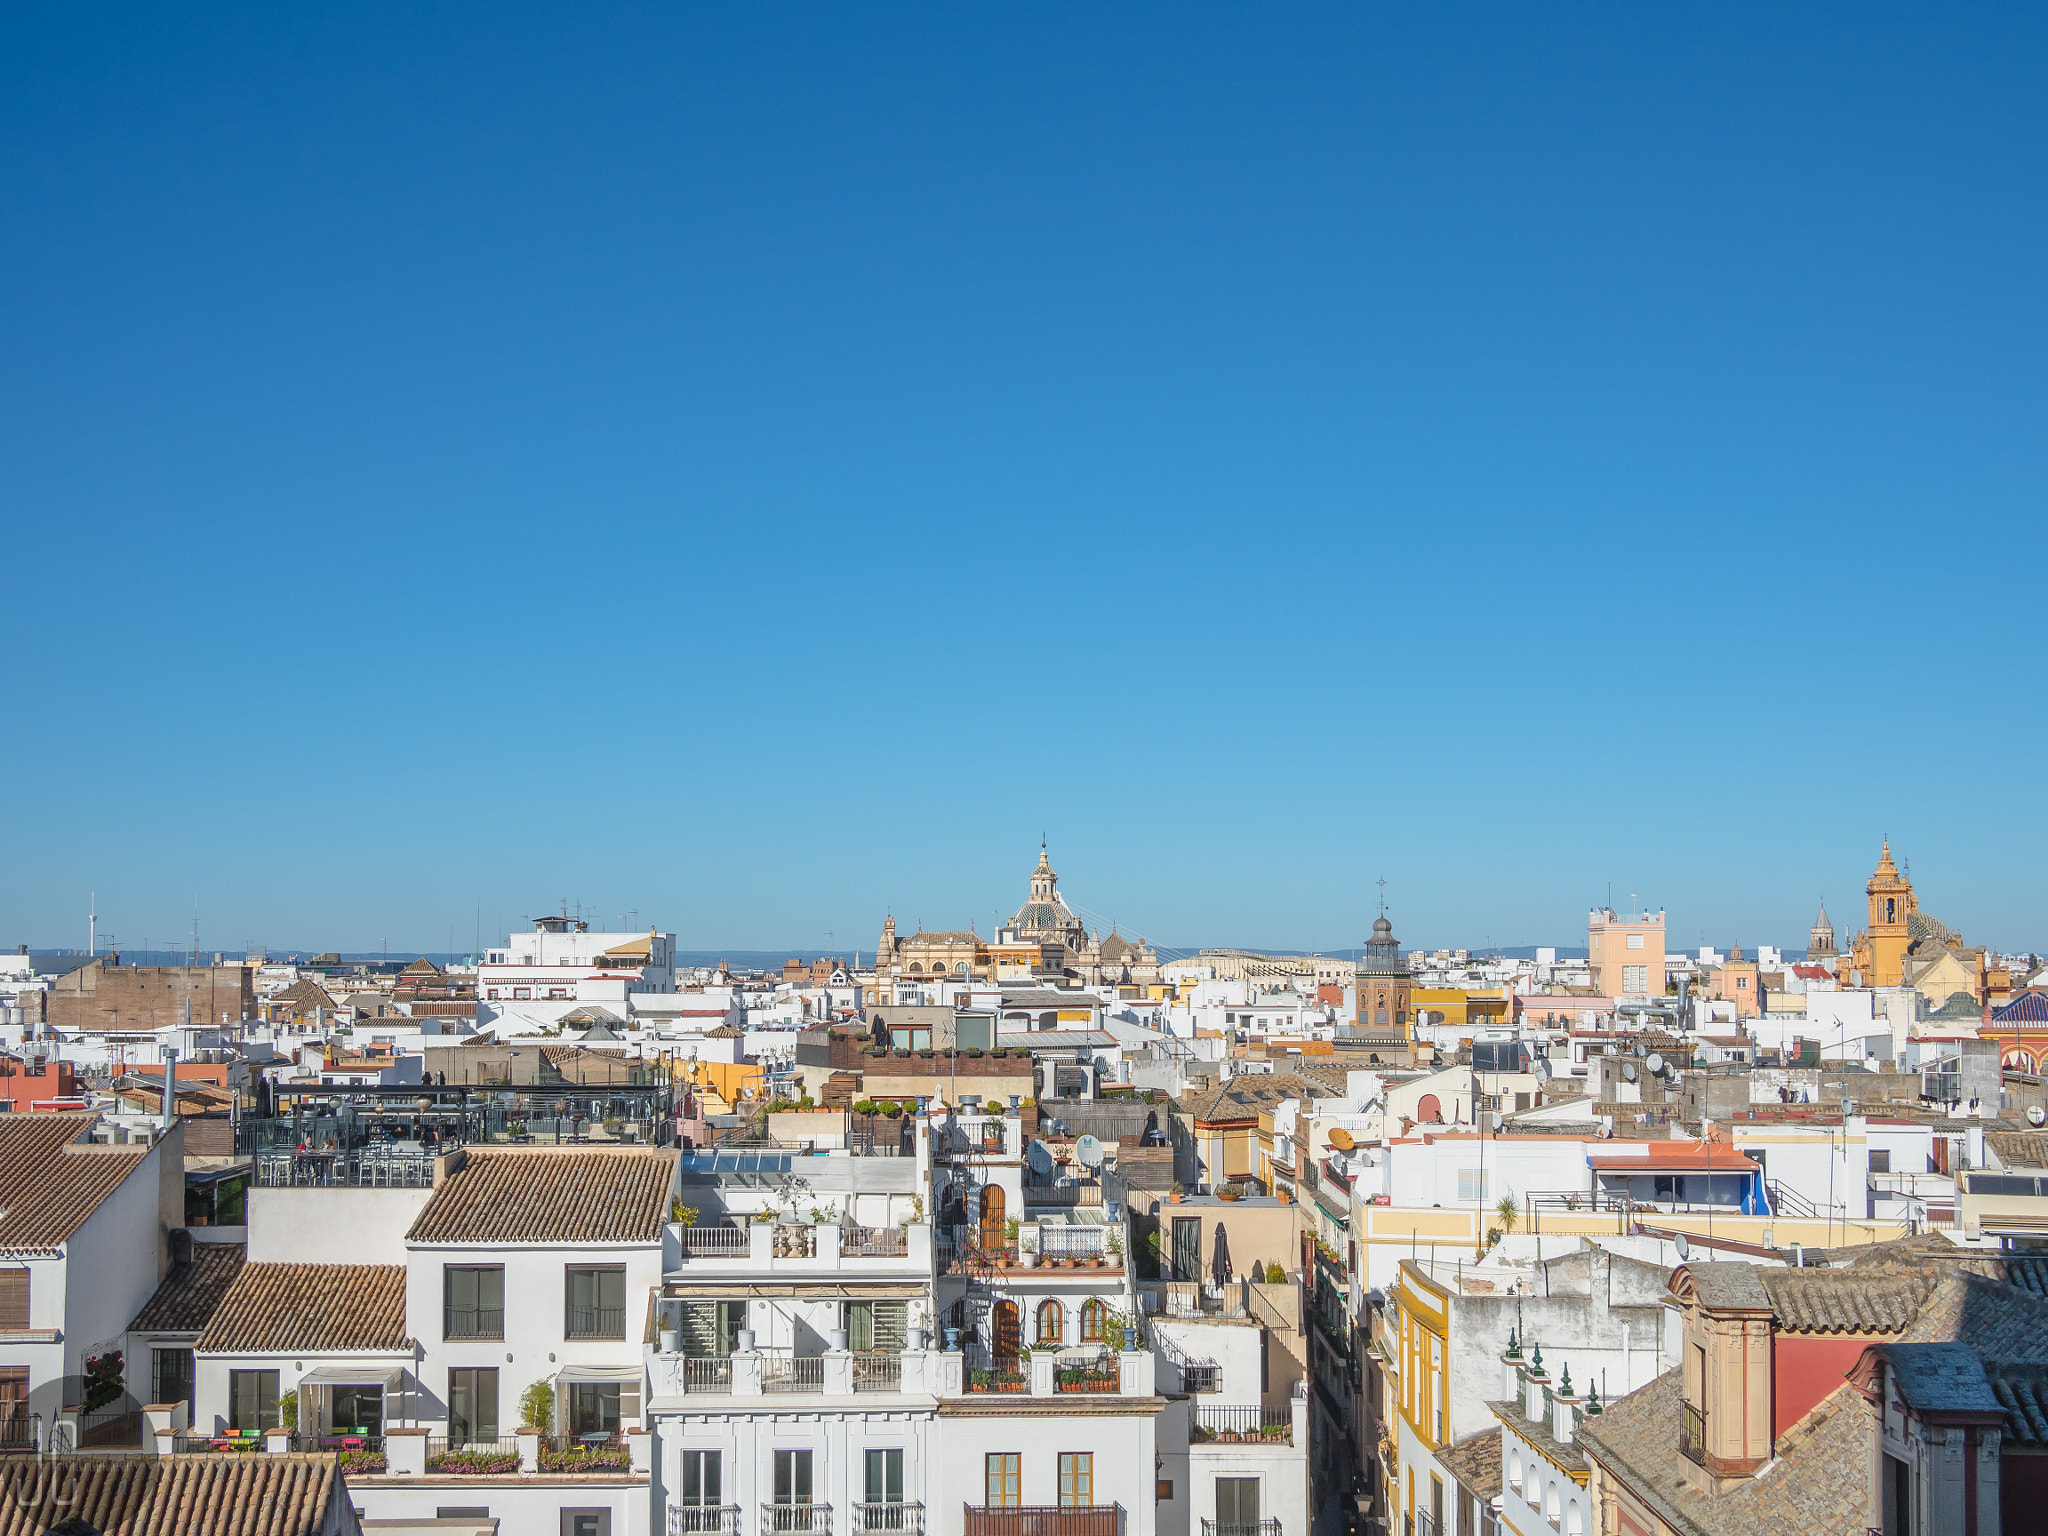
3, 6, 2044, 957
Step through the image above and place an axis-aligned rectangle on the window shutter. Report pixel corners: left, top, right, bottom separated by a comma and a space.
619, 1380, 640, 1428
0, 1270, 26, 1331
873, 1301, 907, 1354
680, 1302, 720, 1356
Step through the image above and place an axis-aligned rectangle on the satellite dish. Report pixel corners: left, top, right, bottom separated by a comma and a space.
1675, 1233, 1691, 1262
1026, 1141, 1054, 1176
2030, 1106, 2046, 1128
1622, 1063, 1638, 1083
1075, 1134, 1105, 1170
1646, 1053, 1666, 1078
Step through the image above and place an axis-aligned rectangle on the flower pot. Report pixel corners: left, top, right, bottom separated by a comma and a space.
660, 1327, 681, 1354
735, 1330, 757, 1352
827, 1328, 849, 1351
1021, 1252, 1037, 1269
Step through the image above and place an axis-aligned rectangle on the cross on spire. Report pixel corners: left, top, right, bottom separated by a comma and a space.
1375, 875, 1388, 916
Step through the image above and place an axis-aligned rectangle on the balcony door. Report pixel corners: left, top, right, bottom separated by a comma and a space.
978, 1184, 1006, 1252
774, 1448, 813, 1505
866, 1447, 904, 1518
448, 1367, 499, 1444
1217, 1476, 1259, 1532
990, 1300, 1021, 1362
1173, 1216, 1202, 1282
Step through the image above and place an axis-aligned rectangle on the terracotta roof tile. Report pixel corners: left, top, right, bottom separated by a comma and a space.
1577, 1372, 1871, 1536
132, 1243, 246, 1334
1989, 1360, 2048, 1445
0, 1452, 353, 1536
0, 1112, 149, 1252
406, 1148, 675, 1245
1435, 1426, 1502, 1499
1758, 1267, 1937, 1334
197, 1263, 409, 1354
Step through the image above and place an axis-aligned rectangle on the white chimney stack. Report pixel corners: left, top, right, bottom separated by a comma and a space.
160, 1048, 178, 1134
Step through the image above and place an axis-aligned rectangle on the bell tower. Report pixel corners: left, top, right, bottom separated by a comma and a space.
1861, 841, 1915, 987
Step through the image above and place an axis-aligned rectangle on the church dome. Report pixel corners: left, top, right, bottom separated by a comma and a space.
1371, 916, 1393, 940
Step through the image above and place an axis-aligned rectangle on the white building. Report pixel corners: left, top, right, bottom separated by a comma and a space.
480, 917, 677, 1032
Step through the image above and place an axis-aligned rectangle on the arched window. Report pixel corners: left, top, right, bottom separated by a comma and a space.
1080, 1298, 1107, 1343
1566, 1500, 1585, 1536
1546, 1482, 1561, 1521
1036, 1300, 1065, 1345
907, 963, 922, 973
1506, 1445, 1521, 1492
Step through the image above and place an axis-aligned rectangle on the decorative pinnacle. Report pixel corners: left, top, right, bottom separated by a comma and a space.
1585, 1383, 1602, 1414
1529, 1340, 1543, 1371
1505, 1328, 1520, 1358
1559, 1363, 1573, 1396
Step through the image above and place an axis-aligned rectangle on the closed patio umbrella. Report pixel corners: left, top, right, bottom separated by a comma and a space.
1212, 1222, 1233, 1287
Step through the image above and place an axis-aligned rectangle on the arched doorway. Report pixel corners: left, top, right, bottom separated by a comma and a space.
979, 1184, 1007, 1252
990, 1299, 1021, 1361
1417, 1093, 1442, 1124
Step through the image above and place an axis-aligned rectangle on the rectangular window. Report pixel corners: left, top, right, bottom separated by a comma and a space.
447, 1367, 499, 1444
444, 1264, 505, 1340
152, 1348, 195, 1412
865, 1447, 904, 1505
228, 1369, 280, 1432
0, 1268, 27, 1330
1216, 1477, 1260, 1527
1870, 1149, 1892, 1174
679, 1450, 723, 1508
564, 1265, 626, 1340
1626, 933, 1644, 950
1059, 1453, 1093, 1507
1622, 965, 1648, 994
773, 1449, 813, 1505
1456, 1169, 1487, 1202
986, 1453, 1021, 1508
561, 1514, 610, 1536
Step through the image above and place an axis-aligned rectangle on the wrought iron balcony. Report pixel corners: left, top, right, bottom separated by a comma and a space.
670, 1507, 743, 1536
762, 1505, 832, 1535
962, 1507, 1121, 1536
850, 1503, 924, 1534
1678, 1399, 1706, 1466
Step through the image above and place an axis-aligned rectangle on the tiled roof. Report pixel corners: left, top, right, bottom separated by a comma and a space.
1877, 1341, 2003, 1415
272, 978, 339, 1010
1435, 1426, 1502, 1499
1182, 1073, 1335, 1123
0, 1452, 352, 1536
1677, 1262, 1772, 1313
0, 1113, 149, 1252
1759, 1267, 1936, 1334
132, 1243, 246, 1334
197, 1263, 409, 1354
1989, 1131, 2048, 1170
1988, 1360, 2048, 1445
1900, 1271, 2048, 1357
1994, 991, 2048, 1023
406, 1148, 675, 1245
1577, 1373, 1870, 1536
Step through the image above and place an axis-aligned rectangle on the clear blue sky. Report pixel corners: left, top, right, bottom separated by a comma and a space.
4, 6, 2044, 958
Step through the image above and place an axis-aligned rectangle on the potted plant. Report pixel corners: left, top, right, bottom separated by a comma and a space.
1217, 1184, 1241, 1202
1020, 1233, 1037, 1269
1106, 1230, 1125, 1268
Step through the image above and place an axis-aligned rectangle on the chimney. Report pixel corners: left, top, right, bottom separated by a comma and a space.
160, 1048, 178, 1134
1551, 1365, 1578, 1444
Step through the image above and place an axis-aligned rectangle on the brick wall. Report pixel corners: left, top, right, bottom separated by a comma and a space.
47, 961, 257, 1033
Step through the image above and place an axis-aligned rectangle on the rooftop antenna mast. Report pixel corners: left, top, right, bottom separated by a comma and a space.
90, 893, 97, 958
